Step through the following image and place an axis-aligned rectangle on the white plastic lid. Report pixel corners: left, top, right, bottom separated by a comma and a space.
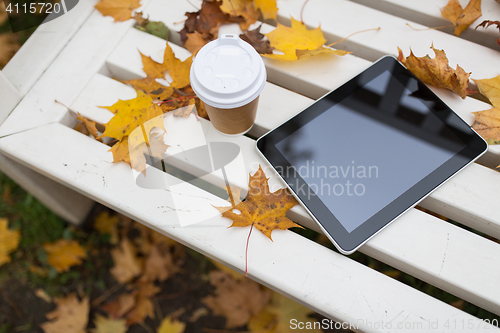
190, 34, 267, 109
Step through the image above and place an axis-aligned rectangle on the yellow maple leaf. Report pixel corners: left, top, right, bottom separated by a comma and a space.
157, 316, 186, 333
216, 165, 302, 240
110, 238, 142, 284
264, 18, 348, 61
98, 91, 164, 142
41, 294, 89, 333
472, 108, 500, 144
95, 0, 141, 22
474, 74, 500, 108
43, 239, 87, 273
397, 45, 470, 99
90, 315, 127, 333
220, 0, 259, 30
0, 218, 20, 267
441, 0, 482, 36
296, 46, 351, 59
255, 0, 278, 20
94, 211, 120, 244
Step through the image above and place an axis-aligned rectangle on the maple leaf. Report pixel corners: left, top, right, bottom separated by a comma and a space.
255, 0, 278, 21
157, 317, 186, 333
441, 0, 482, 36
476, 20, 500, 47
180, 1, 232, 45
248, 292, 320, 333
94, 211, 120, 244
41, 294, 89, 333
99, 91, 164, 142
217, 165, 301, 240
125, 281, 161, 325
129, 127, 170, 174
397, 46, 471, 99
0, 218, 20, 267
471, 75, 500, 144
240, 25, 274, 54
220, 0, 260, 30
184, 31, 208, 55
140, 244, 181, 282
202, 270, 271, 328
264, 18, 349, 61
90, 315, 127, 333
43, 239, 87, 273
95, 0, 141, 22
102, 292, 137, 318
110, 238, 143, 284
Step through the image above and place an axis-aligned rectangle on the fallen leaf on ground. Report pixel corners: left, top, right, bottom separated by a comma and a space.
125, 281, 161, 325
41, 294, 89, 333
474, 74, 500, 107
157, 316, 186, 333
102, 293, 137, 318
264, 18, 349, 61
240, 25, 274, 54
184, 31, 208, 54
472, 108, 500, 144
110, 238, 142, 284
441, 0, 482, 36
0, 218, 20, 267
94, 211, 120, 244
216, 165, 301, 240
249, 292, 320, 333
476, 20, 500, 47
255, 0, 278, 20
90, 315, 127, 333
43, 239, 87, 273
203, 271, 271, 328
0, 33, 21, 70
397, 45, 470, 99
95, 0, 141, 22
35, 289, 52, 303
140, 244, 181, 282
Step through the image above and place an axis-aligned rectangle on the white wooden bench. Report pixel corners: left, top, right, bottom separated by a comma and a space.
1, 0, 500, 331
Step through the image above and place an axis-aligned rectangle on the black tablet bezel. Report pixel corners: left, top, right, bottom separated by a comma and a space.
256, 56, 487, 254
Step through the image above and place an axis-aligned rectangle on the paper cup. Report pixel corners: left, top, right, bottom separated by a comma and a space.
190, 34, 267, 135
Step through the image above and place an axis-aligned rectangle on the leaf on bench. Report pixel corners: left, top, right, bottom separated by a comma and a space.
441, 0, 482, 36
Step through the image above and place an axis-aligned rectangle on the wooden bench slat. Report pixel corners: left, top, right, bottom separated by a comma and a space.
0, 121, 498, 332
347, 0, 500, 51
71, 68, 500, 314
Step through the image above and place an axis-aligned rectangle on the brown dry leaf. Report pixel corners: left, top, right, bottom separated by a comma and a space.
157, 316, 186, 333
43, 239, 87, 273
0, 33, 21, 70
240, 25, 274, 54
90, 315, 127, 333
94, 211, 120, 244
102, 293, 137, 318
441, 0, 482, 36
255, 0, 278, 20
264, 18, 349, 61
476, 20, 500, 47
180, 1, 231, 45
0, 218, 20, 267
140, 244, 181, 282
110, 238, 143, 284
95, 0, 141, 22
133, 11, 149, 26
41, 294, 89, 333
125, 281, 161, 325
76, 113, 99, 139
203, 271, 271, 328
35, 289, 52, 303
99, 91, 164, 142
184, 31, 208, 54
216, 165, 301, 240
397, 46, 470, 99
248, 292, 320, 333
472, 108, 500, 144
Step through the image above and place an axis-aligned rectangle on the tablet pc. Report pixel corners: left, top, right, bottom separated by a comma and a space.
256, 56, 487, 254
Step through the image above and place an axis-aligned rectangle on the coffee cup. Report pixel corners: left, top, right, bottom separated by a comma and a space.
190, 34, 267, 135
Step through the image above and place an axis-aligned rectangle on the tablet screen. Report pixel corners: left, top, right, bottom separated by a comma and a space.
275, 70, 466, 233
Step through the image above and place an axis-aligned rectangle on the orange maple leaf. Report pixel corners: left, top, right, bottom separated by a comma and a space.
397, 45, 471, 99
95, 0, 141, 22
43, 239, 87, 273
264, 18, 350, 61
441, 0, 482, 36
217, 165, 302, 240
